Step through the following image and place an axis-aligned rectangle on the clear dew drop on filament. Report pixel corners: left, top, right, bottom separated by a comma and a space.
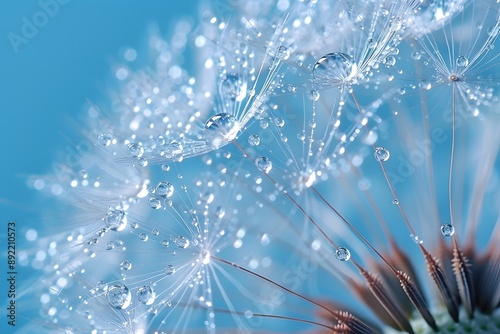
204, 113, 240, 149
127, 143, 144, 158
313, 52, 356, 86
255, 157, 273, 173
165, 265, 176, 275
104, 209, 127, 232
248, 134, 260, 146
335, 247, 351, 261
456, 56, 469, 68
275, 45, 290, 61
149, 197, 162, 209
440, 223, 455, 237
374, 147, 390, 162
156, 181, 174, 198
106, 284, 132, 309
137, 286, 156, 305
120, 260, 132, 270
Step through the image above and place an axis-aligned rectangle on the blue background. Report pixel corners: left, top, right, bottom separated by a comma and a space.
0, 1, 198, 331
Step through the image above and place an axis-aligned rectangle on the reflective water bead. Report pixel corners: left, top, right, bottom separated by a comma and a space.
308, 89, 320, 101
214, 206, 225, 219
313, 52, 356, 85
385, 55, 396, 67
161, 239, 170, 248
204, 113, 240, 149
165, 265, 176, 275
120, 260, 132, 270
248, 134, 260, 146
139, 232, 148, 241
98, 134, 113, 146
95, 280, 108, 292
149, 197, 162, 209
367, 38, 377, 49
411, 51, 421, 60
127, 143, 144, 158
274, 117, 285, 127
106, 284, 131, 309
440, 224, 455, 237
456, 56, 469, 68
137, 286, 156, 305
335, 247, 351, 261
175, 236, 190, 249
275, 45, 290, 61
392, 199, 399, 205
255, 157, 272, 173
374, 147, 390, 162
104, 209, 127, 232
156, 181, 174, 198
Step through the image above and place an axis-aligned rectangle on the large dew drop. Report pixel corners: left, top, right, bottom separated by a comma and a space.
335, 247, 351, 261
440, 224, 455, 237
204, 113, 240, 149
137, 286, 156, 305
105, 209, 127, 232
255, 157, 272, 173
156, 181, 174, 198
106, 284, 132, 309
313, 52, 356, 86
374, 147, 390, 162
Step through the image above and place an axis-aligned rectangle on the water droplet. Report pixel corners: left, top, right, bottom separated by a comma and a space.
139, 232, 148, 241
106, 284, 131, 309
374, 147, 390, 162
248, 134, 260, 146
105, 209, 127, 231
308, 90, 320, 101
392, 199, 399, 205
275, 45, 290, 61
105, 241, 115, 250
255, 157, 272, 173
384, 55, 396, 67
156, 181, 174, 198
161, 239, 170, 248
214, 206, 225, 219
410, 234, 423, 244
149, 197, 162, 209
274, 117, 285, 127
244, 310, 254, 319
127, 143, 144, 158
95, 281, 108, 292
219, 73, 247, 102
411, 51, 421, 60
418, 80, 432, 90
204, 113, 240, 149
335, 247, 351, 261
120, 260, 132, 270
137, 286, 156, 305
367, 38, 377, 49
313, 52, 356, 85
456, 56, 469, 67
440, 224, 455, 237
175, 236, 190, 249
165, 265, 176, 275
98, 134, 113, 146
